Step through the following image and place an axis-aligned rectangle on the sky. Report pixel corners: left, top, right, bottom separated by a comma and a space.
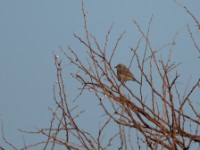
0, 0, 199, 149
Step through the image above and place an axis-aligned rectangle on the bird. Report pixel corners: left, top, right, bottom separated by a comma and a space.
115, 64, 140, 84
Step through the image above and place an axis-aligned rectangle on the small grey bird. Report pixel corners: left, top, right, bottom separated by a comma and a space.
115, 64, 140, 84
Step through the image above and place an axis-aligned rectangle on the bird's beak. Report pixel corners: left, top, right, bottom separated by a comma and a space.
115, 66, 117, 68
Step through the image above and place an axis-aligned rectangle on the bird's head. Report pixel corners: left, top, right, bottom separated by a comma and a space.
115, 64, 125, 70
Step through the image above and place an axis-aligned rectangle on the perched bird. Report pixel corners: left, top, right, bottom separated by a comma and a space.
115, 64, 140, 84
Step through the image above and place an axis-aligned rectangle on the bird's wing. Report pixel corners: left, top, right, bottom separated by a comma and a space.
122, 68, 135, 78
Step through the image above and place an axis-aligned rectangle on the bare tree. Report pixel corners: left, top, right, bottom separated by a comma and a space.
2, 0, 200, 149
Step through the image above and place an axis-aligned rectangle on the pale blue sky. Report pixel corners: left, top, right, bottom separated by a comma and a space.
0, 0, 199, 149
